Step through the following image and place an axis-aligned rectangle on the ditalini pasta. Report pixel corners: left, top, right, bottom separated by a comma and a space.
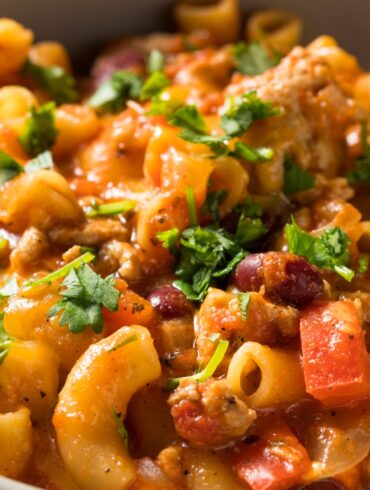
0, 3, 370, 490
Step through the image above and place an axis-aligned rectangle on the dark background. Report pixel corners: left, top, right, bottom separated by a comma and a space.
2, 0, 369, 67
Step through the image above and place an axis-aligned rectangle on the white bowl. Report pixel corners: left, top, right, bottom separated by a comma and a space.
0, 1, 369, 489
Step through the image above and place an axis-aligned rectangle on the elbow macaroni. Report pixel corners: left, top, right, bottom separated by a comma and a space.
227, 342, 305, 408
53, 326, 161, 490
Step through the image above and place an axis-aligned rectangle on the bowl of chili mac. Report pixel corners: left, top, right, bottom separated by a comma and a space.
1, 1, 370, 489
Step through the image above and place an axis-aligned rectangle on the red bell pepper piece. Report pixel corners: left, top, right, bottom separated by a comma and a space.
300, 300, 370, 407
231, 416, 310, 490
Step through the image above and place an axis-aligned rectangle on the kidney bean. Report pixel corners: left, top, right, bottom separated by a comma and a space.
295, 480, 346, 490
233, 252, 324, 309
91, 48, 145, 87
146, 285, 193, 319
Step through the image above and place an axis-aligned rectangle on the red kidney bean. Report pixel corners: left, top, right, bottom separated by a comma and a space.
233, 252, 324, 309
295, 480, 346, 490
91, 49, 145, 87
146, 285, 193, 318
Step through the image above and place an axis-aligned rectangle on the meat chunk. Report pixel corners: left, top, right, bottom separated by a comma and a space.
97, 240, 142, 280
168, 379, 256, 447
10, 227, 49, 271
48, 219, 129, 248
226, 47, 363, 192
196, 288, 299, 365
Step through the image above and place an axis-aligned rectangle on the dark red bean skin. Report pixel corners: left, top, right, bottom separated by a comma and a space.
233, 252, 324, 309
91, 49, 145, 88
233, 254, 264, 292
295, 479, 346, 490
146, 285, 193, 319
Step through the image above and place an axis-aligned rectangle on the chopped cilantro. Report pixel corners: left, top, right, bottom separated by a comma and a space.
0, 313, 14, 365
19, 102, 58, 157
201, 189, 228, 221
347, 121, 370, 183
166, 339, 229, 390
0, 150, 24, 186
24, 150, 53, 172
186, 186, 198, 226
48, 263, 120, 333
238, 292, 251, 321
147, 49, 165, 73
156, 228, 180, 255
88, 70, 143, 113
26, 251, 95, 288
179, 129, 230, 156
285, 218, 354, 281
233, 141, 273, 162
221, 91, 281, 137
112, 408, 129, 448
232, 41, 281, 76
168, 105, 207, 134
358, 255, 369, 274
141, 71, 170, 101
85, 199, 136, 218
234, 197, 267, 247
283, 157, 315, 195
109, 334, 138, 352
23, 60, 78, 104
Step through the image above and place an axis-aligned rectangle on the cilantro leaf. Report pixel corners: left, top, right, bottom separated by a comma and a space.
179, 129, 230, 156
285, 218, 354, 281
238, 292, 251, 321
23, 60, 78, 104
0, 313, 14, 365
85, 199, 136, 218
0, 277, 19, 298
166, 339, 229, 390
232, 41, 281, 76
112, 409, 129, 447
233, 141, 273, 162
19, 102, 58, 157
201, 189, 228, 221
108, 334, 138, 352
48, 263, 120, 334
157, 228, 180, 255
167, 105, 207, 134
236, 217, 267, 246
235, 196, 263, 218
186, 186, 198, 226
88, 70, 143, 113
141, 71, 169, 101
147, 49, 165, 73
283, 157, 315, 195
221, 91, 281, 137
347, 121, 370, 183
358, 255, 369, 274
24, 150, 54, 172
0, 150, 24, 185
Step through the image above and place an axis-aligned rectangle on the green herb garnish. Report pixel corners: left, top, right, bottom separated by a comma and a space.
166, 339, 229, 390
0, 313, 14, 365
221, 91, 281, 137
112, 408, 129, 448
285, 218, 354, 281
85, 199, 136, 218
0, 277, 19, 298
232, 41, 281, 76
88, 71, 143, 113
348, 121, 370, 183
283, 157, 315, 195
156, 228, 180, 255
48, 263, 120, 333
141, 71, 170, 101
238, 292, 251, 321
201, 189, 228, 221
24, 150, 53, 172
26, 252, 95, 288
358, 255, 369, 274
19, 102, 58, 157
147, 49, 165, 74
0, 150, 24, 185
23, 60, 78, 104
109, 334, 138, 352
186, 186, 198, 226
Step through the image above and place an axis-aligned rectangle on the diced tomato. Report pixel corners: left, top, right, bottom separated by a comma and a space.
300, 300, 370, 407
102, 278, 157, 335
231, 416, 310, 490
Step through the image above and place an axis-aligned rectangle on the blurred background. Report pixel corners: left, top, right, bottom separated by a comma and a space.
2, 0, 369, 66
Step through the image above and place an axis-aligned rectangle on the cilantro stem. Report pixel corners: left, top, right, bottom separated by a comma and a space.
86, 199, 136, 218
108, 334, 138, 352
186, 186, 198, 226
165, 339, 229, 391
26, 252, 95, 288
